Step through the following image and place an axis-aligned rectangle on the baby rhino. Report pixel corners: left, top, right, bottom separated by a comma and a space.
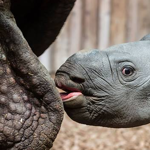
55, 34, 150, 128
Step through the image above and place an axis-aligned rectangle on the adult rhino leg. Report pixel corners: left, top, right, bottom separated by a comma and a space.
0, 0, 63, 149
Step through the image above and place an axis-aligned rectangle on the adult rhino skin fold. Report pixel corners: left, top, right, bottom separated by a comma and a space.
0, 0, 76, 149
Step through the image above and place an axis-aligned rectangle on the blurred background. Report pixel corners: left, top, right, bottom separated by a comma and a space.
40, 0, 150, 150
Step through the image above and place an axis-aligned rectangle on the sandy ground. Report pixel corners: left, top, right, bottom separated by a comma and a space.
52, 114, 150, 150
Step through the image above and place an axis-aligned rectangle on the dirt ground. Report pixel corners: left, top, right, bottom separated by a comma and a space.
52, 114, 150, 150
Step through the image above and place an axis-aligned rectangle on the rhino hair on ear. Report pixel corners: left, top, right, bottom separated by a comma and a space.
140, 34, 150, 41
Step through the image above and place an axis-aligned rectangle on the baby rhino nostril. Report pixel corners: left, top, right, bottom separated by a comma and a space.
70, 76, 85, 84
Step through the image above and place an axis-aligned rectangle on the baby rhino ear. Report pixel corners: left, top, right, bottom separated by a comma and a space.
140, 34, 150, 41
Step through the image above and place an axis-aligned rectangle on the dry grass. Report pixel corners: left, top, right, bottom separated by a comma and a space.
52, 114, 150, 150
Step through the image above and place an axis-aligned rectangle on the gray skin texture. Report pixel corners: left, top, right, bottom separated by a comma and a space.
0, 0, 75, 149
55, 34, 150, 128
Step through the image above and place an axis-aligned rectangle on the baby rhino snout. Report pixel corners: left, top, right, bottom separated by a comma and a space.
55, 70, 85, 86
56, 49, 101, 86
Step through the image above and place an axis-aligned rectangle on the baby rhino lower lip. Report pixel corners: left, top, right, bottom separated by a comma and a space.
60, 92, 82, 101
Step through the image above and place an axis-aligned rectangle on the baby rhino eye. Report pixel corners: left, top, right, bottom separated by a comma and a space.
122, 66, 135, 76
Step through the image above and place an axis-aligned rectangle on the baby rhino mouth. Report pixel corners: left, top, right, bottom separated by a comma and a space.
55, 79, 82, 101
55, 76, 86, 108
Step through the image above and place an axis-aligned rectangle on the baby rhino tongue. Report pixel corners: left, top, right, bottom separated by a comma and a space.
60, 92, 82, 101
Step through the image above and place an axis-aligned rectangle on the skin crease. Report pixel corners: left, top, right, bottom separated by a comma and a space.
55, 34, 150, 128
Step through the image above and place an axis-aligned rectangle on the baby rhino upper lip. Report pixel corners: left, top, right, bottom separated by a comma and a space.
55, 77, 80, 92
55, 71, 82, 92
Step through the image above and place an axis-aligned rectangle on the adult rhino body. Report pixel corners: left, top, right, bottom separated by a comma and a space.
0, 0, 76, 149
55, 35, 150, 128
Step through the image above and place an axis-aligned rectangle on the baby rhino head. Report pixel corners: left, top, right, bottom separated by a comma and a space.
55, 35, 150, 128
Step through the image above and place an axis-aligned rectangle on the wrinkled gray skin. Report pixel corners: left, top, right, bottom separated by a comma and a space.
55, 34, 150, 128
